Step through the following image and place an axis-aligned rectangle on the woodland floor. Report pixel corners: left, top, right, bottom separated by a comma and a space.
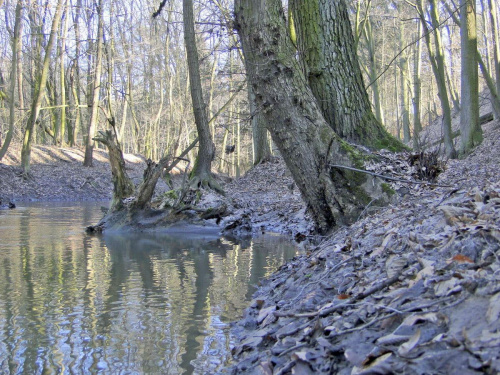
1, 116, 500, 374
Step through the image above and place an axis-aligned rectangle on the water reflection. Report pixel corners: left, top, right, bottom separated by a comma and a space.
0, 203, 299, 374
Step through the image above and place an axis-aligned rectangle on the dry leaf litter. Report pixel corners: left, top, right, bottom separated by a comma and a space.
1, 118, 500, 375
221, 121, 500, 374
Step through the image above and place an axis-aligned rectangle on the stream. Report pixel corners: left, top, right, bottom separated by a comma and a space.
0, 202, 300, 374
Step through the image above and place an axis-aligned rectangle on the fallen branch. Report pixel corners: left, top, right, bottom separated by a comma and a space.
330, 164, 452, 187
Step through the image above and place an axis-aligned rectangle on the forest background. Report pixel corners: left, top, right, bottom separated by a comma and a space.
0, 0, 499, 192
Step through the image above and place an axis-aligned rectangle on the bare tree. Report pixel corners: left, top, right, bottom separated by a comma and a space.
83, 0, 104, 167
182, 0, 221, 192
21, 0, 64, 175
0, 0, 23, 160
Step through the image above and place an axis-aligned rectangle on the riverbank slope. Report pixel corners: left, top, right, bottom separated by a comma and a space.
1, 118, 500, 374
222, 120, 500, 374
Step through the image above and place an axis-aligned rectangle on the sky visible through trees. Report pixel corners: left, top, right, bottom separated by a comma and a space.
0, 0, 498, 173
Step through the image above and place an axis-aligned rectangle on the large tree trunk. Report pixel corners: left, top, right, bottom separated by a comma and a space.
249, 85, 272, 165
182, 0, 220, 192
460, 0, 482, 153
289, 0, 397, 149
234, 0, 392, 233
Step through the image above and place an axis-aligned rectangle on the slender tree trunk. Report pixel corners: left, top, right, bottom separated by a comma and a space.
235, 0, 393, 233
364, 18, 385, 127
460, 0, 482, 153
59, 0, 69, 145
83, 0, 104, 167
290, 0, 396, 148
16, 7, 24, 112
488, 0, 500, 113
182, 0, 220, 191
0, 0, 23, 160
394, 60, 401, 140
21, 0, 64, 174
413, 21, 423, 150
399, 25, 411, 143
418, 0, 457, 158
480, 0, 492, 73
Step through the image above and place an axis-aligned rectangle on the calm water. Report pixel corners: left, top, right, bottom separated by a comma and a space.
0, 202, 300, 374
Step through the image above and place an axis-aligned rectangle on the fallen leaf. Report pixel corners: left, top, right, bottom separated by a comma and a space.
486, 292, 500, 324
344, 348, 365, 367
434, 278, 462, 297
292, 350, 318, 363
376, 333, 411, 346
351, 353, 393, 375
450, 254, 474, 264
257, 305, 276, 324
258, 361, 273, 375
397, 329, 421, 356
292, 360, 315, 375
401, 312, 446, 326
385, 255, 407, 278
338, 294, 350, 300
479, 330, 500, 346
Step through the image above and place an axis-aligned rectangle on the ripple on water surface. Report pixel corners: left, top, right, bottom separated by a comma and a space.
0, 202, 300, 374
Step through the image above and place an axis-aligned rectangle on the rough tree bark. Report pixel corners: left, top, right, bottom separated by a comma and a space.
460, 0, 482, 153
249, 86, 272, 165
93, 130, 135, 211
234, 0, 392, 233
289, 0, 398, 149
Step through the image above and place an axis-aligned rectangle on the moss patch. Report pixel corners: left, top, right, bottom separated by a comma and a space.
381, 182, 396, 197
339, 139, 371, 169
372, 133, 409, 152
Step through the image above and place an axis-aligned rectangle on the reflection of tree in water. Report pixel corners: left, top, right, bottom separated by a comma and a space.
0, 205, 299, 375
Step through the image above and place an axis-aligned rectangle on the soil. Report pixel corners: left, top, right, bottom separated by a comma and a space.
1, 115, 500, 374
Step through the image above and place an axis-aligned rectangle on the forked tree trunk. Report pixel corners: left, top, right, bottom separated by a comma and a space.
234, 0, 392, 233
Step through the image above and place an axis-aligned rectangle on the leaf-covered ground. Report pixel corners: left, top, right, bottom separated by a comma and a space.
1, 118, 500, 374
221, 120, 500, 375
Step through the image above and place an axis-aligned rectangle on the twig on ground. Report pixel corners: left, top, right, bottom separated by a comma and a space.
278, 343, 308, 357
330, 164, 452, 187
